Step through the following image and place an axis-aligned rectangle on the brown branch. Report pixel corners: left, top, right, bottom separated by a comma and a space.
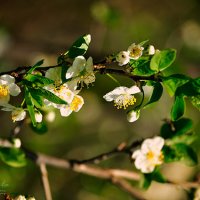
39, 163, 52, 200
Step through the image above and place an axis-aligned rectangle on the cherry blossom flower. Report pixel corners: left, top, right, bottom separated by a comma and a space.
65, 56, 95, 87
103, 86, 140, 109
132, 136, 165, 173
127, 43, 144, 60
0, 75, 21, 105
116, 51, 130, 66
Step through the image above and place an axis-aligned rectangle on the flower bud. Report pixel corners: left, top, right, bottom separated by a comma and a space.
116, 51, 130, 66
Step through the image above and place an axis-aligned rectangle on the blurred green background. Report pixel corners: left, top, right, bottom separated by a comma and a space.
0, 0, 200, 199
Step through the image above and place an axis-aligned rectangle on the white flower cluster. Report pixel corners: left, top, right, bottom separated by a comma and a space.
14, 195, 35, 200
132, 136, 165, 173
116, 43, 155, 66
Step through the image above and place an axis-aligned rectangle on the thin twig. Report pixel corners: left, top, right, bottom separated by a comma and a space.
39, 163, 52, 200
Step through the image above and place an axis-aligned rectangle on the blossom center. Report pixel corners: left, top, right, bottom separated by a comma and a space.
114, 94, 136, 109
0, 85, 9, 98
129, 47, 142, 58
70, 96, 83, 111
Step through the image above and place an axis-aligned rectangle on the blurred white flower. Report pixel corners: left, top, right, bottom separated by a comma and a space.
45, 111, 56, 122
35, 112, 43, 123
116, 51, 130, 66
14, 195, 26, 200
1, 104, 26, 122
127, 43, 144, 60
60, 94, 84, 117
65, 56, 95, 87
127, 110, 140, 122
0, 75, 21, 105
27, 198, 36, 200
148, 45, 155, 55
103, 86, 140, 109
132, 136, 164, 173
13, 138, 21, 148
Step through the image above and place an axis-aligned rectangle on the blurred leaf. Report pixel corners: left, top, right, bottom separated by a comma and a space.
160, 118, 193, 139
188, 95, 200, 111
162, 74, 190, 96
66, 34, 91, 58
27, 59, 44, 74
163, 144, 198, 165
150, 49, 176, 71
30, 121, 48, 134
144, 82, 163, 108
0, 147, 26, 167
141, 169, 166, 189
171, 95, 185, 121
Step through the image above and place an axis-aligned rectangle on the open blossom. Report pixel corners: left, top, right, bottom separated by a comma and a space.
132, 136, 165, 173
103, 86, 140, 109
127, 43, 144, 60
127, 110, 140, 122
148, 45, 155, 55
65, 56, 95, 87
60, 94, 84, 117
116, 51, 130, 66
1, 104, 26, 122
0, 75, 21, 105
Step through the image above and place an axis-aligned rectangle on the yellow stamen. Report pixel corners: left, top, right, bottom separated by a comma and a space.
146, 151, 154, 160
114, 94, 136, 109
0, 85, 9, 98
70, 96, 83, 111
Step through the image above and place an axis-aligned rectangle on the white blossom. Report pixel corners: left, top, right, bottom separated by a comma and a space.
65, 56, 95, 87
1, 104, 26, 122
127, 43, 144, 60
116, 51, 130, 66
127, 110, 140, 122
13, 138, 22, 148
14, 195, 26, 200
0, 75, 21, 105
60, 94, 84, 117
103, 86, 140, 109
132, 136, 165, 173
45, 111, 56, 122
35, 112, 43, 123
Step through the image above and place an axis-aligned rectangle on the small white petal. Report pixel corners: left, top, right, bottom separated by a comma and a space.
12, 109, 26, 122
127, 85, 140, 94
103, 87, 128, 101
148, 45, 155, 55
8, 83, 21, 96
45, 111, 56, 122
60, 106, 73, 117
35, 112, 43, 123
13, 138, 21, 148
0, 75, 15, 84
65, 66, 76, 79
85, 57, 94, 72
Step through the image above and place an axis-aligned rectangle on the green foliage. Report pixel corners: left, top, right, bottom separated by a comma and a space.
0, 147, 26, 167
66, 34, 91, 58
144, 82, 163, 108
27, 59, 44, 74
171, 95, 185, 121
160, 118, 193, 139
141, 169, 166, 189
163, 143, 198, 166
150, 49, 176, 71
30, 121, 48, 134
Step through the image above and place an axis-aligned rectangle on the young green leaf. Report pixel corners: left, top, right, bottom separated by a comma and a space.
150, 49, 176, 71
171, 95, 185, 121
30, 121, 48, 134
27, 59, 44, 74
144, 82, 163, 108
0, 147, 26, 167
31, 88, 67, 105
25, 74, 54, 86
66, 34, 91, 58
162, 74, 190, 97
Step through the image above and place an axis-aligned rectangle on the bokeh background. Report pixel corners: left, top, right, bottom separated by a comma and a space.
0, 0, 200, 199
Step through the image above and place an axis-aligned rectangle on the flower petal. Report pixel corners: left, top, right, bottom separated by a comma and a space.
127, 85, 141, 94
85, 57, 94, 72
8, 83, 21, 96
103, 87, 128, 101
60, 105, 73, 117
0, 75, 15, 84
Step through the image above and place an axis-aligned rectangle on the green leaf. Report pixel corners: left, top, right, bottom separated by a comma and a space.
176, 78, 200, 97
25, 87, 36, 126
141, 169, 166, 189
30, 121, 48, 134
31, 88, 67, 105
188, 95, 200, 111
160, 118, 193, 139
27, 59, 44, 74
150, 49, 176, 71
67, 34, 91, 58
25, 74, 54, 86
162, 74, 190, 96
144, 82, 163, 108
171, 95, 185, 121
163, 144, 198, 165
28, 88, 44, 108
0, 147, 26, 167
